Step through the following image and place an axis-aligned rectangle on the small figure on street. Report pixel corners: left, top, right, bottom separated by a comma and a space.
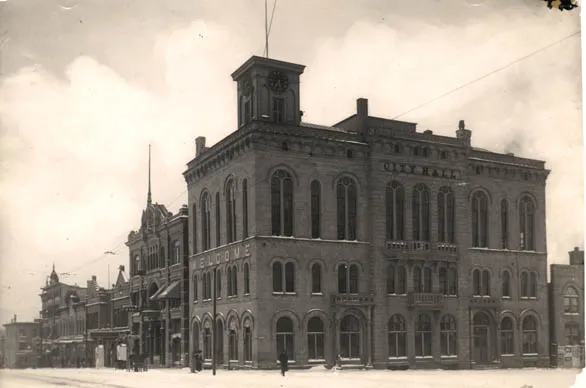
278, 349, 289, 376
195, 350, 203, 372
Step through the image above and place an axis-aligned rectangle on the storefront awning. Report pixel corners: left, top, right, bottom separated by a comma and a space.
149, 286, 166, 301
155, 280, 181, 300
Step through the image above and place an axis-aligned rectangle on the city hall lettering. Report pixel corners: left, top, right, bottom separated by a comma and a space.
382, 161, 460, 179
196, 244, 251, 269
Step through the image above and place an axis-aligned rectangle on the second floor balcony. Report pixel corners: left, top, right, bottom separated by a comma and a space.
386, 240, 458, 258
407, 292, 445, 310
331, 293, 375, 307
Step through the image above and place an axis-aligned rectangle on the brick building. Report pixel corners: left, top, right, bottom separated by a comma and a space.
549, 247, 585, 368
184, 55, 550, 369
125, 149, 190, 367
39, 265, 88, 367
2, 317, 39, 368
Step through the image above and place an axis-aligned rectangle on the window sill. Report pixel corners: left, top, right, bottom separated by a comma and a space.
387, 293, 407, 297
387, 357, 408, 360
311, 292, 324, 296
563, 312, 580, 315
308, 359, 326, 363
272, 292, 297, 296
440, 355, 458, 359
502, 296, 511, 300
415, 356, 433, 360
501, 354, 515, 357
277, 360, 296, 364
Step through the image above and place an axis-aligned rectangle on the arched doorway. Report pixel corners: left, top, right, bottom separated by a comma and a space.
339, 315, 361, 360
472, 311, 494, 364
215, 320, 224, 365
192, 321, 200, 354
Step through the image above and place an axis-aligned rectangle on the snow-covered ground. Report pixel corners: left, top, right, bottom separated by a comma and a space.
0, 367, 583, 388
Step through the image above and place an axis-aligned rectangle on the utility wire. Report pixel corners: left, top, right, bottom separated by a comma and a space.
392, 29, 580, 120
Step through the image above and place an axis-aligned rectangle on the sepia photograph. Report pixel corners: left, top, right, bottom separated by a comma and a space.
0, 0, 584, 387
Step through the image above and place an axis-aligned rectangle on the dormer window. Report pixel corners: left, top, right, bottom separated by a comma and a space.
273, 98, 285, 123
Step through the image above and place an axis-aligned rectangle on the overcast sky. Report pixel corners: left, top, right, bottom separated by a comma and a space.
0, 0, 582, 322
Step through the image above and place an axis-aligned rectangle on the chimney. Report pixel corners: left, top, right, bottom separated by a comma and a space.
356, 98, 369, 139
119, 265, 125, 272
569, 246, 584, 265
456, 119, 472, 147
195, 136, 206, 157
92, 275, 97, 282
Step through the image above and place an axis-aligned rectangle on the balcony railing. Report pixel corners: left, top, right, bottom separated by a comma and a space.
469, 296, 500, 309
331, 293, 374, 306
407, 292, 445, 310
386, 241, 458, 255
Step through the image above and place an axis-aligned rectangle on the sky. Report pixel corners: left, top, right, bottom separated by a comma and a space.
0, 0, 582, 322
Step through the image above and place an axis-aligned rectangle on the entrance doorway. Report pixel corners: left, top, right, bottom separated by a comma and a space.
472, 311, 493, 364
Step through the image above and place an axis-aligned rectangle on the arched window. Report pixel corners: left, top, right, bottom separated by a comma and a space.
440, 315, 457, 356
201, 193, 211, 251
415, 314, 432, 357
243, 262, 250, 294
276, 317, 294, 360
502, 271, 511, 298
500, 199, 509, 249
340, 315, 360, 359
227, 265, 237, 297
522, 316, 538, 354
473, 269, 481, 296
193, 273, 198, 301
226, 179, 237, 244
285, 262, 295, 293
387, 265, 395, 294
397, 265, 406, 295
412, 184, 430, 241
215, 268, 222, 299
173, 240, 180, 265
205, 272, 212, 300
521, 271, 528, 298
307, 317, 325, 360
338, 264, 359, 294
242, 179, 249, 238
337, 177, 358, 240
519, 196, 535, 251
192, 203, 198, 254
482, 270, 491, 296
564, 286, 580, 314
203, 325, 212, 360
215, 320, 224, 364
386, 181, 405, 240
243, 318, 252, 362
272, 262, 283, 293
311, 263, 322, 294
387, 315, 406, 358
448, 268, 457, 296
529, 272, 537, 298
271, 170, 294, 236
439, 268, 447, 295
229, 329, 238, 361
227, 267, 232, 296
471, 191, 489, 247
438, 187, 455, 243
215, 192, 221, 247
414, 266, 423, 293
500, 317, 514, 355
159, 246, 165, 268
311, 180, 321, 238
423, 267, 433, 293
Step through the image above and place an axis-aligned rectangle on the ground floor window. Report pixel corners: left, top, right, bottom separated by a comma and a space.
243, 324, 252, 362
388, 314, 406, 358
307, 317, 325, 360
500, 317, 514, 355
440, 315, 457, 356
565, 322, 581, 345
276, 317, 294, 360
203, 327, 212, 361
415, 314, 432, 357
229, 330, 238, 361
340, 315, 360, 359
522, 316, 538, 354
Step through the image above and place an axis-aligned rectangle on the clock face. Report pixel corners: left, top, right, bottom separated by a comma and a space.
268, 71, 289, 93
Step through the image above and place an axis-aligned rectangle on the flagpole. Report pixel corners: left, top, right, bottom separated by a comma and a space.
265, 0, 269, 58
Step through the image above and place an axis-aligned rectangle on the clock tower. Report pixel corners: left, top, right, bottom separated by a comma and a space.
231, 56, 305, 127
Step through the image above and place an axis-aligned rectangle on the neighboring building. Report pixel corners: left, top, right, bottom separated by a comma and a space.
2, 316, 39, 368
185, 55, 550, 369
549, 247, 585, 368
39, 265, 87, 367
125, 148, 190, 367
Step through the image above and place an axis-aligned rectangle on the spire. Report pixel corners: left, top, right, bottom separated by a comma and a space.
147, 144, 152, 206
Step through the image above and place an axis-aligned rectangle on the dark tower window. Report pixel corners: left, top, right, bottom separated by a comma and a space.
438, 186, 455, 243
201, 193, 211, 251
412, 184, 430, 241
519, 196, 535, 250
386, 181, 405, 241
271, 170, 294, 236
226, 179, 237, 244
273, 98, 285, 123
242, 179, 249, 239
471, 191, 489, 247
501, 199, 509, 249
215, 192, 221, 247
337, 177, 358, 240
311, 180, 321, 238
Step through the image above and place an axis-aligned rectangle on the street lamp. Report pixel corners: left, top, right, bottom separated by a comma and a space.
212, 264, 219, 376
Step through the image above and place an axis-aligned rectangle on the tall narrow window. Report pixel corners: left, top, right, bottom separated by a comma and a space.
387, 265, 396, 294
311, 263, 322, 294
500, 199, 509, 249
307, 317, 325, 360
423, 267, 432, 293
482, 270, 491, 296
173, 240, 180, 265
472, 191, 489, 247
285, 262, 295, 293
338, 264, 359, 294
215, 268, 222, 299
440, 315, 457, 356
387, 315, 407, 358
500, 317, 514, 355
397, 265, 406, 295
439, 268, 448, 295
415, 314, 432, 357
244, 262, 250, 294
412, 184, 430, 241
243, 323, 252, 362
414, 266, 423, 293
438, 186, 455, 243
529, 272, 537, 298
519, 196, 535, 251
565, 323, 581, 345
502, 271, 511, 298
201, 193, 211, 251
192, 203, 197, 254
271, 170, 294, 236
337, 177, 358, 240
226, 180, 237, 243
204, 327, 212, 360
311, 180, 321, 238
229, 330, 238, 361
227, 267, 233, 297
273, 98, 285, 123
193, 274, 198, 301
242, 179, 248, 238
273, 262, 283, 292
276, 317, 294, 360
215, 192, 221, 247
473, 269, 481, 296
340, 315, 360, 359
522, 316, 538, 354
448, 268, 457, 296
521, 271, 529, 298
386, 181, 405, 240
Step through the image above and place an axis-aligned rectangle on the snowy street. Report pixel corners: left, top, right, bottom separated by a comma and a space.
0, 367, 583, 388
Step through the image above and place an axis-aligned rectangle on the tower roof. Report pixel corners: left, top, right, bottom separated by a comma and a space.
231, 55, 305, 80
